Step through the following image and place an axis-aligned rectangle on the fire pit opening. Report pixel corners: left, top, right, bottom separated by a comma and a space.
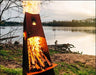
32, 18, 36, 26
27, 36, 52, 71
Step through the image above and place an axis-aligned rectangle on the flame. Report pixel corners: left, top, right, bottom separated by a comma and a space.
27, 36, 52, 71
32, 21, 36, 25
22, 1, 41, 14
23, 32, 27, 40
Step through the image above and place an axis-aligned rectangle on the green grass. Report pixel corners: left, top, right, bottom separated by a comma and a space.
0, 49, 95, 75
0, 50, 9, 56
0, 49, 22, 63
0, 49, 22, 74
0, 65, 22, 75
49, 49, 61, 55
54, 62, 96, 75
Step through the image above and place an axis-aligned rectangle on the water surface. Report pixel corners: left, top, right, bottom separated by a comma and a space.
1, 26, 95, 55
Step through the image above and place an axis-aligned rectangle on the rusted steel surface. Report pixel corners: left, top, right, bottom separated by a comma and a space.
24, 12, 45, 38
23, 12, 56, 75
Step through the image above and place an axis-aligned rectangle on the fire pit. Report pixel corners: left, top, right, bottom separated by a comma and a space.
23, 1, 57, 75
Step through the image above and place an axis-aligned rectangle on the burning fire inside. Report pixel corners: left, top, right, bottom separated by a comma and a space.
27, 37, 52, 71
32, 21, 36, 25
22, 0, 41, 14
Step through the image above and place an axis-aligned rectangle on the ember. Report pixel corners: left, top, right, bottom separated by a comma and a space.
27, 36, 52, 71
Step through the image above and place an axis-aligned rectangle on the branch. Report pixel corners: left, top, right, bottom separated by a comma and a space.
9, 8, 23, 13
0, 0, 3, 4
0, 36, 19, 41
0, 0, 10, 19
0, 0, 22, 20
8, 5, 22, 9
5, 0, 18, 10
2, 16, 23, 21
1, 27, 21, 38
12, 0, 22, 7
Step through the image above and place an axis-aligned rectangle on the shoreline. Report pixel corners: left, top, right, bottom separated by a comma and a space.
0, 43, 95, 56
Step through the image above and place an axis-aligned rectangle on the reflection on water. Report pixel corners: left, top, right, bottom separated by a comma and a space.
0, 26, 95, 55
51, 27, 95, 34
43, 26, 95, 55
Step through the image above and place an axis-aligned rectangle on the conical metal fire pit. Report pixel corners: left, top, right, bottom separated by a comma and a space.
23, 12, 57, 75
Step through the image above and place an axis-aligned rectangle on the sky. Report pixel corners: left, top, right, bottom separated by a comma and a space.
1, 0, 95, 22
40, 1, 95, 22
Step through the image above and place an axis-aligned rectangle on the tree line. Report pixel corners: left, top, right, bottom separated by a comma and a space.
42, 18, 95, 27
0, 21, 22, 26
0, 18, 95, 27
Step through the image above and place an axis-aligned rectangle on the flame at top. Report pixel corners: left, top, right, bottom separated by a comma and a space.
22, 1, 41, 14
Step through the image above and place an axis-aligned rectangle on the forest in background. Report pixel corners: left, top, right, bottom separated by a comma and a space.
42, 18, 95, 27
0, 18, 95, 27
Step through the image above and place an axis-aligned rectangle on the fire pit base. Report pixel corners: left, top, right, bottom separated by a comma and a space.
27, 63, 57, 75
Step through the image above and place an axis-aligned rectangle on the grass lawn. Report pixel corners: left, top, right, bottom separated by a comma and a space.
54, 62, 95, 75
0, 65, 22, 75
0, 49, 95, 75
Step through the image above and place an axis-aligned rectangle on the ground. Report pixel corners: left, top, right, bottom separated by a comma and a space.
51, 53, 95, 75
51, 54, 95, 68
0, 49, 95, 75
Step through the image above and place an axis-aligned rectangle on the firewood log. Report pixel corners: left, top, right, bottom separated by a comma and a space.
42, 53, 52, 66
35, 63, 40, 70
34, 53, 45, 67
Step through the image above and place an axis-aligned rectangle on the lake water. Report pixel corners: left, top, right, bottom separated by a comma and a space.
0, 26, 95, 55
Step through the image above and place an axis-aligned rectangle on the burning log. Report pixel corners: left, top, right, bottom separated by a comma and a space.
27, 37, 52, 70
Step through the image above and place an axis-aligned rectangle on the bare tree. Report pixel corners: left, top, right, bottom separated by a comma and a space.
0, 0, 22, 22
0, 0, 51, 45
0, 0, 23, 45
